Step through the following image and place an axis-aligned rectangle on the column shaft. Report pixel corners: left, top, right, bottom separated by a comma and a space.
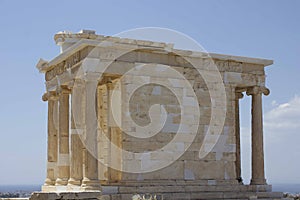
68, 98, 83, 186
247, 86, 269, 185
251, 93, 266, 185
106, 81, 112, 182
235, 92, 243, 182
81, 75, 101, 190
56, 88, 70, 186
44, 93, 58, 186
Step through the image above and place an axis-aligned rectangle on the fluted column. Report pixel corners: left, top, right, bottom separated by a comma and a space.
68, 81, 84, 186
43, 92, 59, 186
56, 86, 71, 186
235, 91, 243, 182
247, 86, 270, 185
81, 73, 101, 190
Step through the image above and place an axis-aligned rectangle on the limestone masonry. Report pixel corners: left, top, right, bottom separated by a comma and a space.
31, 30, 288, 200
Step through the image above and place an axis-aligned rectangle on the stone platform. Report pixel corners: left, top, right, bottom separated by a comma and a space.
99, 184, 285, 200
30, 184, 286, 200
29, 191, 101, 200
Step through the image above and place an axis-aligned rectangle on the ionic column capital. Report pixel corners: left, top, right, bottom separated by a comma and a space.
57, 85, 72, 95
246, 86, 270, 96
42, 91, 59, 101
42, 93, 49, 102
65, 80, 75, 91
235, 92, 244, 100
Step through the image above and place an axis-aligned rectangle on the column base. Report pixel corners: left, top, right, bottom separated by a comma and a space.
41, 185, 57, 192
55, 177, 69, 186
68, 178, 81, 186
81, 177, 101, 190
44, 178, 55, 186
250, 178, 267, 185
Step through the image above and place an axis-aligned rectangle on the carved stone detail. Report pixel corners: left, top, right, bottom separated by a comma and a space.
45, 47, 90, 81
246, 86, 270, 96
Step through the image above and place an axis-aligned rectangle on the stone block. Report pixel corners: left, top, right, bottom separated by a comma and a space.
30, 191, 101, 200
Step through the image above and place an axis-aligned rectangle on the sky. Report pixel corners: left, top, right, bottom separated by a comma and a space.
0, 0, 299, 185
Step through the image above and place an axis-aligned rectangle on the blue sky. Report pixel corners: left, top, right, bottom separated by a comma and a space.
0, 0, 299, 185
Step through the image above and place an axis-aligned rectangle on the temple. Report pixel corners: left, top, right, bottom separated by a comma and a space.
31, 30, 285, 199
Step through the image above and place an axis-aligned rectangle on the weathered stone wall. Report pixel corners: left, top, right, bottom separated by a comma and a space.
90, 49, 266, 184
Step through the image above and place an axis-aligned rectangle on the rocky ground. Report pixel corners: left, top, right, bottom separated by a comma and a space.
284, 193, 300, 200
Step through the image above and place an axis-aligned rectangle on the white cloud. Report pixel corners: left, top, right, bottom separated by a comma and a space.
265, 95, 300, 129
271, 100, 278, 107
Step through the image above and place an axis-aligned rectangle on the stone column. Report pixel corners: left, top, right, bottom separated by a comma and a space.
81, 73, 101, 190
56, 86, 71, 186
43, 92, 59, 186
68, 82, 84, 187
106, 79, 112, 182
235, 91, 243, 182
247, 86, 269, 185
